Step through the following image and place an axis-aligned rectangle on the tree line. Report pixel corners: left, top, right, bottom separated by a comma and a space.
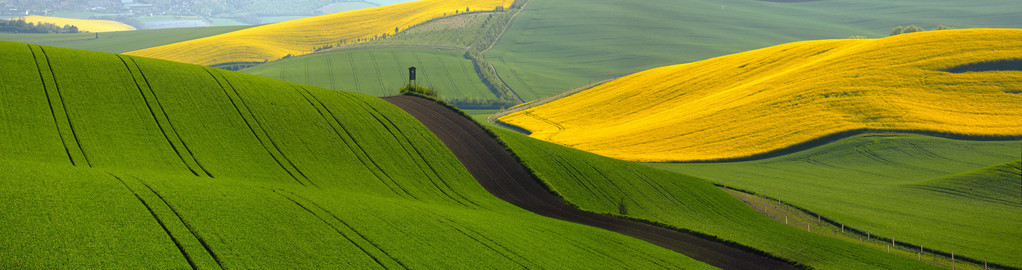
1, 18, 80, 34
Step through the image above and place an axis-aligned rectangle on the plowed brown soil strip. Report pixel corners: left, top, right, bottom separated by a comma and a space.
385, 95, 798, 269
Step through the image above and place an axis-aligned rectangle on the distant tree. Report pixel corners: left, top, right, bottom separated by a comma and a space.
902, 25, 923, 34
466, 7, 470, 12
618, 198, 628, 215
936, 25, 952, 30
890, 26, 903, 36
394, 26, 399, 34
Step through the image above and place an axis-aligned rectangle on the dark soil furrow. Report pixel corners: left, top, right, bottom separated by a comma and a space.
384, 95, 799, 270
27, 44, 75, 166
203, 68, 309, 187
107, 173, 197, 270
37, 45, 91, 167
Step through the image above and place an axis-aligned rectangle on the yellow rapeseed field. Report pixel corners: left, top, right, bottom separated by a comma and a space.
126, 0, 513, 66
14, 15, 136, 32
500, 29, 1022, 162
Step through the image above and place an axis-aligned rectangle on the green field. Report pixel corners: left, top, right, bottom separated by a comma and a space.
647, 135, 1022, 267
0, 41, 709, 268
0, 25, 250, 53
488, 127, 938, 269
488, 0, 1022, 101
242, 47, 495, 102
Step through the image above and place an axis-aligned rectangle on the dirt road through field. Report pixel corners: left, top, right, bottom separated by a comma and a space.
384, 95, 798, 270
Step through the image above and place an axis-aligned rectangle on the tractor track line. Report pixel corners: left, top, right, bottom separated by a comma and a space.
127, 57, 213, 177
107, 172, 197, 270
37, 45, 91, 167
116, 55, 200, 177
271, 190, 392, 269
385, 95, 799, 270
133, 175, 226, 269
27, 44, 75, 166
353, 97, 478, 206
284, 191, 410, 269
203, 68, 310, 187
293, 86, 408, 197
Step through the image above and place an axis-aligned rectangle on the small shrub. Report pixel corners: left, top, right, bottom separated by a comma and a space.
400, 83, 437, 98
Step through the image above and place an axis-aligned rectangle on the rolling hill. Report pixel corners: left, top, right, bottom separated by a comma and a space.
0, 25, 250, 53
11, 15, 136, 32
242, 47, 495, 103
499, 29, 1022, 162
0, 41, 707, 268
487, 0, 1022, 101
649, 135, 1022, 267
126, 0, 515, 66
488, 128, 939, 269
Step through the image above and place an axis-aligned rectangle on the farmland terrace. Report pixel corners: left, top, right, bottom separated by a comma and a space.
384, 95, 799, 270
0, 41, 713, 268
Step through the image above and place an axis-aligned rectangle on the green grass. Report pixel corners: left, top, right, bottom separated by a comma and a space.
488, 0, 1022, 101
242, 47, 495, 101
0, 25, 250, 53
647, 135, 1022, 268
489, 127, 938, 269
0, 41, 709, 268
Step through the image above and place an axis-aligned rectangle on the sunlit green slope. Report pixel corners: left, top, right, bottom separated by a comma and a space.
0, 41, 707, 268
649, 135, 1022, 267
490, 128, 938, 269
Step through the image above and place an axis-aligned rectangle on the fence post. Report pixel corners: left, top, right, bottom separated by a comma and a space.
785, 215, 788, 225
952, 250, 955, 270
841, 224, 844, 233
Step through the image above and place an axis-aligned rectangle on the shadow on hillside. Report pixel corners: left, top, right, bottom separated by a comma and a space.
943, 59, 1022, 73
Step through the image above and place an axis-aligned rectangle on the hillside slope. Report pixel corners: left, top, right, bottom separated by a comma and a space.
650, 135, 1022, 267
125, 0, 514, 66
489, 128, 939, 269
243, 48, 494, 101
487, 0, 1022, 100
0, 41, 706, 268
0, 26, 250, 53
500, 29, 1022, 162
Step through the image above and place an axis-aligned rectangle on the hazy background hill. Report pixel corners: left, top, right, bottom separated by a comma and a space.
488, 0, 1022, 100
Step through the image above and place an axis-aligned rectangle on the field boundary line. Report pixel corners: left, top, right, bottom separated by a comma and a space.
34, 45, 91, 167
27, 44, 75, 166
292, 86, 411, 198
203, 68, 312, 187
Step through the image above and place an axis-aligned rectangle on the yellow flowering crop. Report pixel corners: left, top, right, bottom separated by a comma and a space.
500, 29, 1022, 162
14, 15, 135, 32
126, 0, 513, 66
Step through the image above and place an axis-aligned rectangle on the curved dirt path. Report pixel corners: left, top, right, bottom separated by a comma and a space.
384, 95, 798, 270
